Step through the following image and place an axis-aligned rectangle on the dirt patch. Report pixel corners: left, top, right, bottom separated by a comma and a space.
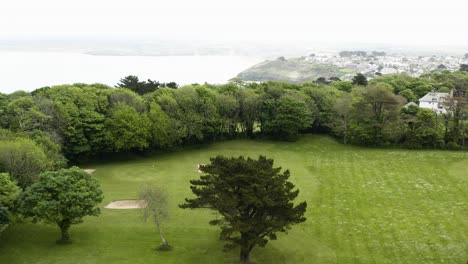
104, 200, 146, 209
84, 169, 96, 174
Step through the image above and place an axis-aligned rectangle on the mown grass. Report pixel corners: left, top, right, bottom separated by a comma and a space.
0, 135, 467, 263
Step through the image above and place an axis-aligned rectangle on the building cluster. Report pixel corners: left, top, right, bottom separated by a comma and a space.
304, 53, 467, 81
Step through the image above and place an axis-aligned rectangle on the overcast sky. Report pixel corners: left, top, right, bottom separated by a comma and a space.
1, 0, 467, 46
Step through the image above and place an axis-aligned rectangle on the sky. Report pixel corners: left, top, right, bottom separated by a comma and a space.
1, 0, 467, 47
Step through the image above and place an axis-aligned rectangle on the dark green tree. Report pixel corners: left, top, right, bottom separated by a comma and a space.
460, 64, 468, 72
18, 167, 103, 243
162, 82, 179, 89
180, 155, 307, 263
116, 75, 158, 95
315, 77, 329, 84
352, 73, 368, 86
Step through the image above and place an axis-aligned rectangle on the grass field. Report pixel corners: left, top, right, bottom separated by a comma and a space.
0, 135, 467, 263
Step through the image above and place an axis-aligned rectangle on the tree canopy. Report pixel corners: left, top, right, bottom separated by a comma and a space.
0, 71, 466, 166
352, 73, 368, 86
18, 167, 103, 243
180, 155, 307, 263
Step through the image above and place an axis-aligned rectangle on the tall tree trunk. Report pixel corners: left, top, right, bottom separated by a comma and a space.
343, 118, 348, 144
154, 216, 170, 248
57, 220, 71, 244
240, 247, 250, 263
239, 242, 254, 264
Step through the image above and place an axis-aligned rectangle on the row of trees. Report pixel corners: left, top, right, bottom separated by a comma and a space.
0, 71, 467, 164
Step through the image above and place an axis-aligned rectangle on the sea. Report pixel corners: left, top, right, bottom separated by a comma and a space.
0, 51, 262, 94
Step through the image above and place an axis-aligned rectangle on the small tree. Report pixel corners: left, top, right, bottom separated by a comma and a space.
180, 155, 307, 263
139, 185, 171, 250
18, 167, 103, 244
352, 73, 368, 86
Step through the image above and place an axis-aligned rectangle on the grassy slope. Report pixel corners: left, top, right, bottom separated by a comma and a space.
236, 58, 344, 83
0, 135, 467, 263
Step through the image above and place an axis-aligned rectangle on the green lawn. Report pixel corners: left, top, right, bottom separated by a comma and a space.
1, 135, 467, 263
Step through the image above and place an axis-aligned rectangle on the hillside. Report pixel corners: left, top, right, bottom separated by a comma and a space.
236, 57, 349, 83
236, 52, 467, 83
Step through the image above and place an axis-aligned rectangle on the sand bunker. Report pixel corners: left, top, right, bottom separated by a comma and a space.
197, 164, 206, 173
105, 200, 146, 209
84, 169, 96, 174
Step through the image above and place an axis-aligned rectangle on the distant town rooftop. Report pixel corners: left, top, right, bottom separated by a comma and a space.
419, 92, 449, 102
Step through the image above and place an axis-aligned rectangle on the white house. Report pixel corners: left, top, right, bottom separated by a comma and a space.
418, 92, 450, 114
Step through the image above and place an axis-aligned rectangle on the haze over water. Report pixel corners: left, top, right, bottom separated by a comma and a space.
0, 51, 262, 93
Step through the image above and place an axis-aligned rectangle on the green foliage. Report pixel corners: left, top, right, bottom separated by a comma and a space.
0, 138, 50, 188
0, 173, 20, 233
6, 97, 50, 132
328, 93, 353, 143
180, 155, 307, 263
301, 85, 335, 131
260, 94, 313, 140
147, 102, 176, 148
352, 73, 368, 86
400, 107, 445, 148
331, 81, 353, 92
38, 85, 111, 160
106, 88, 146, 112
370, 74, 433, 98
0, 71, 466, 163
18, 167, 103, 243
0, 173, 21, 209
28, 130, 67, 170
399, 89, 417, 102
276, 95, 313, 138
237, 89, 261, 137
349, 85, 406, 145
105, 103, 151, 151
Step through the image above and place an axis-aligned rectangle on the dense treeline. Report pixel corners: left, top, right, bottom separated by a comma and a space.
0, 71, 467, 167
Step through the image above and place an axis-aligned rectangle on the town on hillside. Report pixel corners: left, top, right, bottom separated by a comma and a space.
236, 51, 468, 83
